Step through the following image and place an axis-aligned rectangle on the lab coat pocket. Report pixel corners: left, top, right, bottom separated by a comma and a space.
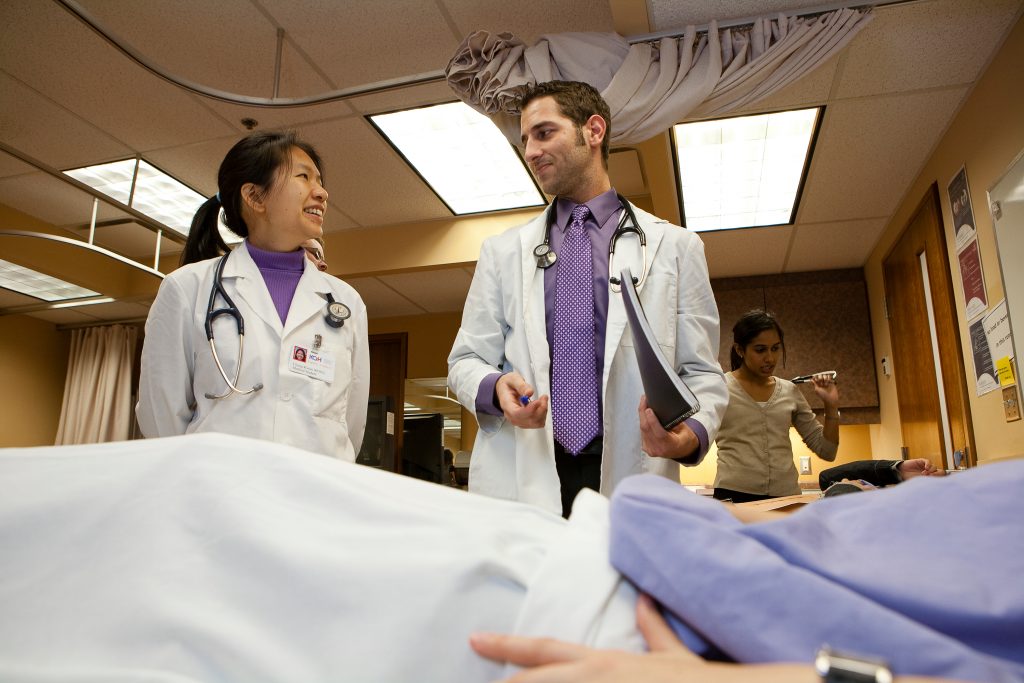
311, 330, 353, 423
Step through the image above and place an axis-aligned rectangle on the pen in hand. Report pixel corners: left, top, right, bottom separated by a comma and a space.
519, 395, 532, 407
791, 370, 837, 384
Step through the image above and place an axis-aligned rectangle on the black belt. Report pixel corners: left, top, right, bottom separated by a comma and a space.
554, 435, 603, 457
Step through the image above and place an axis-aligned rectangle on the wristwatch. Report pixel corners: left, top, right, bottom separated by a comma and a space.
815, 646, 893, 683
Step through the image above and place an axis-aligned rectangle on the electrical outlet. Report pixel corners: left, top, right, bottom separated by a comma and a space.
800, 456, 812, 475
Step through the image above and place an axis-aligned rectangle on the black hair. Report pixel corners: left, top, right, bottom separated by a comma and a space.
517, 80, 612, 166
729, 309, 786, 371
180, 131, 324, 266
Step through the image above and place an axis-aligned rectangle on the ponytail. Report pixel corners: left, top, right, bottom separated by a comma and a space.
180, 195, 233, 266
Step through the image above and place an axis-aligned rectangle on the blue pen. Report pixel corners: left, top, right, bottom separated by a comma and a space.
519, 395, 532, 406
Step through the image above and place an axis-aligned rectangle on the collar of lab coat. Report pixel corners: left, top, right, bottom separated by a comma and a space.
221, 242, 335, 337
517, 199, 668, 393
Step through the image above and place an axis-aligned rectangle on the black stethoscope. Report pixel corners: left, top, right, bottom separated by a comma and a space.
532, 193, 647, 292
203, 251, 350, 400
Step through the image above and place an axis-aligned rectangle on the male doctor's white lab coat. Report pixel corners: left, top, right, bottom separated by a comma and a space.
448, 202, 728, 515
137, 244, 369, 460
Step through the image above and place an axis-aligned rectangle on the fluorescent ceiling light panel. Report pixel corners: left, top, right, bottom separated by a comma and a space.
65, 159, 207, 236
370, 102, 543, 214
673, 107, 820, 232
0, 259, 100, 301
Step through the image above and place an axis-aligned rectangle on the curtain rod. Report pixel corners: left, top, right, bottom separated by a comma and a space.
629, 0, 920, 42
56, 317, 147, 331
55, 0, 914, 110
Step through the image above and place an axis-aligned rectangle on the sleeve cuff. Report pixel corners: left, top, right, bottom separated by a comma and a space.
475, 372, 504, 417
673, 418, 708, 464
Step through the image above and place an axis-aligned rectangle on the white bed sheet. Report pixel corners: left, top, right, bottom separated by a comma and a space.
0, 433, 641, 682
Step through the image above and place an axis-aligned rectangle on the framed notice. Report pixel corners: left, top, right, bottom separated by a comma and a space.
948, 165, 977, 250
970, 318, 998, 395
957, 239, 988, 321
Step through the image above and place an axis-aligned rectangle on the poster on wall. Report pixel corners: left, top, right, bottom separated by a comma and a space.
948, 165, 977, 250
983, 300, 1016, 386
969, 318, 999, 395
957, 239, 988, 321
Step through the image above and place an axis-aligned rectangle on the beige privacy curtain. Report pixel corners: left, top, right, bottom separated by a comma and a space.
446, 8, 873, 145
55, 324, 139, 444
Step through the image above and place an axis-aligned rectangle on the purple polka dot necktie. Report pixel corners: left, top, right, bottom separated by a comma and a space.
551, 204, 600, 455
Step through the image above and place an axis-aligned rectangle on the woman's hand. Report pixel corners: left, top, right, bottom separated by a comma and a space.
811, 372, 840, 409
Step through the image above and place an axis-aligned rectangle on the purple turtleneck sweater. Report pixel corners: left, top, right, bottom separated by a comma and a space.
245, 242, 306, 324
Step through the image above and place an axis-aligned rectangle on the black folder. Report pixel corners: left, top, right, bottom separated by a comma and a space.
620, 267, 700, 429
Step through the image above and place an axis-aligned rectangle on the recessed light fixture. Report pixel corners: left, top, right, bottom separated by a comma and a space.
0, 259, 100, 301
370, 102, 544, 215
64, 158, 207, 236
672, 107, 822, 232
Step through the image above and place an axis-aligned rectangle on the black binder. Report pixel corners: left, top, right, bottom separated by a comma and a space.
620, 267, 700, 429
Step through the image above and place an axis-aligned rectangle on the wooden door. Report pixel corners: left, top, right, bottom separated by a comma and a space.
368, 332, 407, 473
882, 185, 976, 469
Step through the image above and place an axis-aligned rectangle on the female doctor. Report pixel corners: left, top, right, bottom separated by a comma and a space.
137, 131, 369, 460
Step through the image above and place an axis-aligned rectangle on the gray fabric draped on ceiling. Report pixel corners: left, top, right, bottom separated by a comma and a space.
445, 8, 874, 146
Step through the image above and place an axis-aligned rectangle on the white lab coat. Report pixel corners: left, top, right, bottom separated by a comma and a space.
448, 202, 728, 515
137, 244, 369, 460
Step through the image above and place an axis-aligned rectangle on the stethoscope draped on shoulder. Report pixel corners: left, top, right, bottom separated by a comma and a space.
203, 249, 351, 400
532, 193, 647, 292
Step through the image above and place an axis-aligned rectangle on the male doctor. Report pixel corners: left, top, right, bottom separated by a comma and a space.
448, 81, 727, 517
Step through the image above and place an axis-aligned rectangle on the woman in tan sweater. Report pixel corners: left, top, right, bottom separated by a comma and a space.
713, 310, 840, 503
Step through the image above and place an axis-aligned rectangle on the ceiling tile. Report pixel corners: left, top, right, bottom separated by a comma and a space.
798, 86, 969, 223
443, 0, 615, 43
700, 225, 793, 278
260, 0, 461, 89
295, 117, 452, 227
785, 218, 888, 272
834, 0, 1024, 98
380, 269, 474, 313
0, 1, 236, 151
345, 276, 426, 319
0, 73, 132, 170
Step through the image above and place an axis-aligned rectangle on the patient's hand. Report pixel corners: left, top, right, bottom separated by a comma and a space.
899, 458, 942, 480
469, 594, 817, 682
471, 595, 957, 682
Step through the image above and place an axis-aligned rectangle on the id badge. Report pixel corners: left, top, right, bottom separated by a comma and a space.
288, 344, 336, 383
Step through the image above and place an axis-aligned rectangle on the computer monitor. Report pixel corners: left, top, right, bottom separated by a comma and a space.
402, 413, 445, 484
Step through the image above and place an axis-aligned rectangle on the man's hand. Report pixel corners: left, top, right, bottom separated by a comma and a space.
496, 372, 549, 429
638, 395, 698, 459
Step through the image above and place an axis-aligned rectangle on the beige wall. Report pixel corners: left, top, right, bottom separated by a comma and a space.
368, 311, 462, 380
865, 15, 1024, 465
0, 315, 69, 447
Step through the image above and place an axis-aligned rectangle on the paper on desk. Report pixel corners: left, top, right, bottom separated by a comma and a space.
620, 267, 699, 429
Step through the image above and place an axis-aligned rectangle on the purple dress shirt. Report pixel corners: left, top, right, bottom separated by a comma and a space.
475, 189, 708, 459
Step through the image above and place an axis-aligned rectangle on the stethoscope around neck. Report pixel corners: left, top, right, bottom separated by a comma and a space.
203, 251, 351, 400
532, 193, 647, 292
